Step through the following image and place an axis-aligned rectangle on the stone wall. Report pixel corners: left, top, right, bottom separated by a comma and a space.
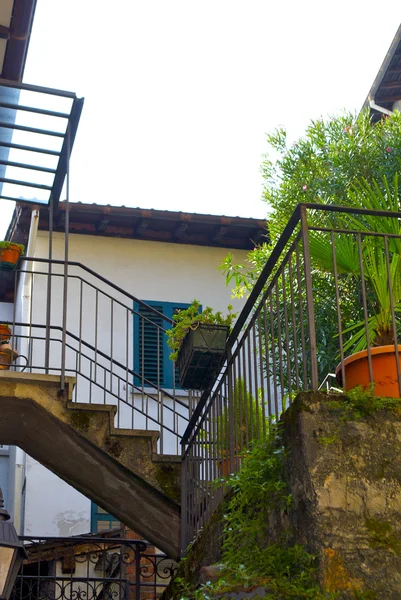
167, 392, 401, 598
283, 392, 401, 598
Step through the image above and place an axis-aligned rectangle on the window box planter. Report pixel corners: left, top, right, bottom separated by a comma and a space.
0, 242, 24, 269
177, 324, 229, 390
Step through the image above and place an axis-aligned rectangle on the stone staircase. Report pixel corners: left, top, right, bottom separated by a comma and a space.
0, 372, 181, 558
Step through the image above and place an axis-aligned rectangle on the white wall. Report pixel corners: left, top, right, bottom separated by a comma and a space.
34, 231, 247, 311
0, 302, 13, 322
21, 231, 248, 537
24, 454, 90, 536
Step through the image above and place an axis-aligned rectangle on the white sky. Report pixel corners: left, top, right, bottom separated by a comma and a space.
0, 1, 401, 238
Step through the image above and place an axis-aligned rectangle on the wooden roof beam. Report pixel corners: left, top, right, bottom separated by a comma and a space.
172, 222, 188, 241
96, 217, 110, 232
387, 65, 401, 75
211, 225, 228, 243
376, 80, 401, 90
375, 93, 401, 103
134, 218, 149, 236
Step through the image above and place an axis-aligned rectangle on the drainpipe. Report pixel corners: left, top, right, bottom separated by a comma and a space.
11, 206, 40, 534
369, 99, 393, 117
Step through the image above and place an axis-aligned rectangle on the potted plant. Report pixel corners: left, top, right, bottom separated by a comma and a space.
0, 242, 25, 269
0, 324, 11, 343
166, 300, 237, 390
309, 175, 401, 397
0, 325, 18, 370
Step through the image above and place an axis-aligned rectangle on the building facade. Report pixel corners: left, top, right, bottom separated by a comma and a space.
0, 202, 266, 537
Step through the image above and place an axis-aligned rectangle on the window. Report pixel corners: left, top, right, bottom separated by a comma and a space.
134, 301, 191, 389
91, 502, 120, 533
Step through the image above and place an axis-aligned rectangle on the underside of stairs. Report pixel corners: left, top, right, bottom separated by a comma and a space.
0, 372, 181, 559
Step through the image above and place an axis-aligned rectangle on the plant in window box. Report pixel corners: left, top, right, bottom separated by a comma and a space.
0, 325, 18, 370
0, 242, 24, 269
166, 300, 237, 390
309, 175, 401, 397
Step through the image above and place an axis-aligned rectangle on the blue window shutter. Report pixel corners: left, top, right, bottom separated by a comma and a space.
134, 301, 193, 389
134, 302, 164, 387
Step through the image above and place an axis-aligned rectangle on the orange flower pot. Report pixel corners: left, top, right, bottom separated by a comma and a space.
0, 324, 11, 343
218, 453, 243, 477
335, 345, 401, 398
0, 244, 23, 268
0, 343, 18, 370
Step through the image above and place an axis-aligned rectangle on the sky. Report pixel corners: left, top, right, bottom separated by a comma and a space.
1, 1, 401, 238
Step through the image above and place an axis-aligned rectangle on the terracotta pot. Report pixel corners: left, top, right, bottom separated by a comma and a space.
0, 343, 18, 370
0, 324, 11, 342
218, 453, 243, 477
335, 345, 401, 398
0, 244, 23, 268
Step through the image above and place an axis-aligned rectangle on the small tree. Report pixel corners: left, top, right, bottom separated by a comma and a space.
220, 109, 401, 379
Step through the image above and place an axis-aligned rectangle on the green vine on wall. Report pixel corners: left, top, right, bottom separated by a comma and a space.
173, 424, 347, 599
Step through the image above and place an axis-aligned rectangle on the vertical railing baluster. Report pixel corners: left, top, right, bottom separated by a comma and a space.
331, 230, 346, 391
300, 206, 318, 391
384, 235, 401, 396
295, 242, 308, 388
288, 254, 300, 392
257, 310, 267, 437
61, 125, 71, 392
357, 232, 374, 384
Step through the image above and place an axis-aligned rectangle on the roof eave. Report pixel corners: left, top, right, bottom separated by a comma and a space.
362, 23, 401, 114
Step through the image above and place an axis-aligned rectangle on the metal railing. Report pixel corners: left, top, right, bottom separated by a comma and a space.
0, 79, 83, 208
11, 536, 178, 600
180, 202, 401, 548
2, 258, 192, 455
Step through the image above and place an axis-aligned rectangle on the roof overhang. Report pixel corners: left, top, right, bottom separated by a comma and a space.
0, 80, 84, 207
363, 24, 401, 122
8, 202, 268, 251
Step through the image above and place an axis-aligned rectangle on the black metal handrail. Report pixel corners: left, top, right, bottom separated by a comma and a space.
180, 202, 401, 549
180, 201, 401, 446
5, 257, 189, 453
21, 257, 173, 325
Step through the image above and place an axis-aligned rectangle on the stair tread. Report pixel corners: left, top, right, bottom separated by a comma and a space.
111, 427, 160, 439
67, 401, 117, 414
153, 454, 181, 463
0, 372, 76, 400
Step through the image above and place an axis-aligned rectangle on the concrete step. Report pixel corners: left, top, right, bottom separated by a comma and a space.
0, 372, 181, 558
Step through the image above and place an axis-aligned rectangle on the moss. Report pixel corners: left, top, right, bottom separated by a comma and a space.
317, 433, 339, 446
322, 548, 364, 594
105, 437, 123, 458
154, 464, 181, 503
70, 411, 90, 433
365, 518, 401, 555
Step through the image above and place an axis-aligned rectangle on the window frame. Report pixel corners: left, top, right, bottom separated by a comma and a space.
90, 502, 120, 533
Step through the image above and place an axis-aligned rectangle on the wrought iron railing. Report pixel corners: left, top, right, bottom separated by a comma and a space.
11, 536, 178, 600
180, 202, 401, 548
2, 258, 194, 454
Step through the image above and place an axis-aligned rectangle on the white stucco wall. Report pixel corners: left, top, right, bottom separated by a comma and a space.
22, 231, 249, 537
34, 231, 247, 311
0, 301, 13, 322
24, 454, 91, 536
